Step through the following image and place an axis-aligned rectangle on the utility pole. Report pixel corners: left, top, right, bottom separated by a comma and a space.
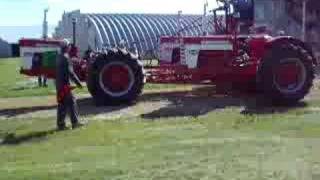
302, 0, 307, 41
72, 18, 77, 45
42, 8, 49, 39
202, 0, 209, 36
39, 8, 49, 88
177, 10, 183, 36
177, 10, 186, 66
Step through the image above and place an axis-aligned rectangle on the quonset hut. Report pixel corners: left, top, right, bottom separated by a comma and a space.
53, 10, 204, 58
0, 38, 11, 58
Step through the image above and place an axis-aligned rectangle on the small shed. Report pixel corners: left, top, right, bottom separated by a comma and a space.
0, 38, 11, 58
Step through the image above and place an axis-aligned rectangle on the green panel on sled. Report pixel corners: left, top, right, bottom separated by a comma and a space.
42, 51, 58, 68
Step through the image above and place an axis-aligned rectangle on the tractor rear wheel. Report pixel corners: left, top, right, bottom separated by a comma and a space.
257, 44, 315, 105
87, 50, 145, 105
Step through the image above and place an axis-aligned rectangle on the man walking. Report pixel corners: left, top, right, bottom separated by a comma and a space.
55, 39, 84, 130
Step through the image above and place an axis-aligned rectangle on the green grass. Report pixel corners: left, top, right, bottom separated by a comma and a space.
0, 58, 58, 98
1, 107, 320, 179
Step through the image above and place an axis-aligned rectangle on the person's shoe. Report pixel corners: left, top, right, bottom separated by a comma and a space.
57, 126, 69, 131
72, 122, 86, 129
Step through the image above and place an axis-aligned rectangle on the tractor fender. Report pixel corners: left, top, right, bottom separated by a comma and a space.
265, 37, 317, 66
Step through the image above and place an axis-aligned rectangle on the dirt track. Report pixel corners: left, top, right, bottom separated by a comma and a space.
0, 93, 170, 121
1, 82, 320, 121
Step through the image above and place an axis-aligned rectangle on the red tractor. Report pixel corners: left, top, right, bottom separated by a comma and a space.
20, 0, 319, 106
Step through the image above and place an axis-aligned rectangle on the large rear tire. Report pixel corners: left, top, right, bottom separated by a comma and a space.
87, 49, 145, 105
257, 43, 315, 105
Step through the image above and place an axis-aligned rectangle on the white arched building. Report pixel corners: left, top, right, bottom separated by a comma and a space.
53, 10, 203, 58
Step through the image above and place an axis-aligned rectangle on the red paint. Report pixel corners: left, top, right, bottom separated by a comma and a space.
160, 36, 233, 44
72, 60, 87, 81
69, 45, 79, 58
19, 38, 61, 47
57, 85, 76, 103
197, 50, 233, 77
102, 65, 131, 93
20, 68, 56, 79
248, 36, 269, 60
275, 62, 301, 88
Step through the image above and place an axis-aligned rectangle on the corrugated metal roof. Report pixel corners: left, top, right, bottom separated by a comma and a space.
84, 14, 204, 52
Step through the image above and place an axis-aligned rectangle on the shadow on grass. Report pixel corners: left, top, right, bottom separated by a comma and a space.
0, 105, 57, 118
1, 129, 57, 145
77, 97, 130, 116
140, 85, 309, 119
0, 97, 128, 118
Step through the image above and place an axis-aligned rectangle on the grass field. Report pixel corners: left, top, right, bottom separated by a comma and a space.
1, 58, 320, 179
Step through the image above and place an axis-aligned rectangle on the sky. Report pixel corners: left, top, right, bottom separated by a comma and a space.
0, 0, 216, 42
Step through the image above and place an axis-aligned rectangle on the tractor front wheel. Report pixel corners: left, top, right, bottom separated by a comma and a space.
87, 50, 145, 105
